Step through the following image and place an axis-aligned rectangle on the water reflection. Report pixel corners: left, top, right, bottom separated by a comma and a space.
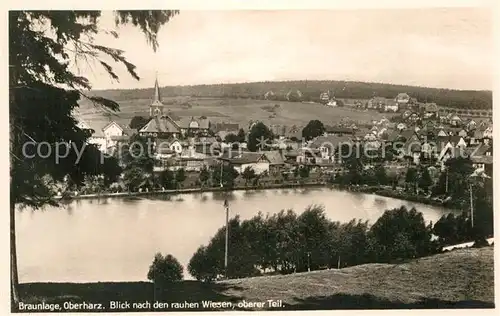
16, 187, 453, 284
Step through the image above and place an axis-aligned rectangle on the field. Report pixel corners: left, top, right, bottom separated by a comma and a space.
17, 246, 494, 311
77, 96, 397, 131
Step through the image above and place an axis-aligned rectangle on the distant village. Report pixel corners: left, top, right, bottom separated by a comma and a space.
77, 78, 493, 189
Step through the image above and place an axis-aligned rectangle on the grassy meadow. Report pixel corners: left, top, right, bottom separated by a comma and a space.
77, 96, 396, 131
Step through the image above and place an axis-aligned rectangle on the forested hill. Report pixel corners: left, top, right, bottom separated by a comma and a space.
90, 80, 492, 110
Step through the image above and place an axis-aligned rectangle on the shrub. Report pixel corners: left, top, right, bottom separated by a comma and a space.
147, 253, 183, 286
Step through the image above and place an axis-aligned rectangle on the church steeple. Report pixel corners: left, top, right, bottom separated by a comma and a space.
150, 73, 164, 117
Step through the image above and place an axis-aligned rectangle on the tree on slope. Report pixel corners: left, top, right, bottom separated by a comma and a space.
9, 10, 178, 307
301, 120, 325, 141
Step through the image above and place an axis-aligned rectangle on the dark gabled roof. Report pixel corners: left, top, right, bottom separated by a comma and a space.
469, 143, 492, 158
386, 129, 401, 142
261, 150, 285, 165
400, 129, 418, 140
470, 156, 493, 165
140, 116, 181, 134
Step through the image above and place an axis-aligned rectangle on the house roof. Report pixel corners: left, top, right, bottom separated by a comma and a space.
471, 156, 493, 165
261, 151, 285, 165
448, 135, 465, 145
472, 129, 484, 139
140, 116, 181, 134
310, 135, 353, 149
469, 143, 492, 158
386, 129, 401, 142
400, 129, 418, 141
176, 116, 210, 129
424, 103, 438, 112
396, 93, 410, 100
220, 152, 268, 165
437, 129, 448, 137
385, 99, 398, 106
283, 149, 300, 158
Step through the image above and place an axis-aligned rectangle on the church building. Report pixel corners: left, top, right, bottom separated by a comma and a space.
139, 76, 211, 139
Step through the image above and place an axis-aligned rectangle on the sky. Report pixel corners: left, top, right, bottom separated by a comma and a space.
77, 8, 493, 91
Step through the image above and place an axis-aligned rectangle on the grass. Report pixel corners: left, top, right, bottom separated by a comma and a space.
16, 246, 494, 312
77, 96, 396, 131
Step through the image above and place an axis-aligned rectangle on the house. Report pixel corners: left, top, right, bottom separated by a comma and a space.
384, 99, 399, 112
139, 115, 182, 138
220, 152, 270, 174
424, 103, 439, 119
368, 97, 388, 110
285, 89, 303, 102
139, 115, 210, 138
443, 113, 454, 124
402, 110, 412, 119
458, 129, 468, 138
327, 99, 338, 107
469, 143, 493, 175
320, 91, 331, 104
310, 135, 353, 163
469, 129, 484, 146
175, 157, 207, 172
155, 138, 184, 156
395, 93, 411, 106
386, 129, 401, 144
449, 115, 462, 127
465, 119, 477, 131
483, 126, 493, 139
437, 129, 448, 137
261, 150, 285, 175
402, 140, 421, 165
264, 91, 275, 100
76, 119, 107, 152
407, 112, 420, 123
81, 120, 134, 154
284, 125, 303, 141
438, 143, 468, 165
448, 136, 467, 148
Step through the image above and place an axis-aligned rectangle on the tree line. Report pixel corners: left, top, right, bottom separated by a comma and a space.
187, 204, 482, 282
91, 80, 492, 110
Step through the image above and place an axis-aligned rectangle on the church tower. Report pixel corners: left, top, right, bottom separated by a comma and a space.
150, 75, 164, 117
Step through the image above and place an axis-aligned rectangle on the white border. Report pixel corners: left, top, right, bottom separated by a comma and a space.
1, 1, 498, 316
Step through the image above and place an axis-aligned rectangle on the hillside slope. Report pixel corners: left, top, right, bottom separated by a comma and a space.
88, 80, 492, 110
18, 246, 493, 311
219, 246, 494, 309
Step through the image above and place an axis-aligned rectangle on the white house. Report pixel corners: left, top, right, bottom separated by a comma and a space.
76, 119, 107, 152
102, 121, 133, 152
483, 126, 493, 139
220, 152, 270, 175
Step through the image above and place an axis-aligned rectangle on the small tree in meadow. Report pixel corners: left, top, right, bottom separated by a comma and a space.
147, 253, 184, 286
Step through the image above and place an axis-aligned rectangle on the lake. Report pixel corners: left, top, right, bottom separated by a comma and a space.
16, 187, 452, 283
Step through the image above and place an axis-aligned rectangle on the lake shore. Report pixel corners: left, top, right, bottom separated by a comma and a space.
61, 182, 452, 210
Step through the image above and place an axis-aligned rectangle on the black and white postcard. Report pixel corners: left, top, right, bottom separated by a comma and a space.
7, 1, 496, 313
